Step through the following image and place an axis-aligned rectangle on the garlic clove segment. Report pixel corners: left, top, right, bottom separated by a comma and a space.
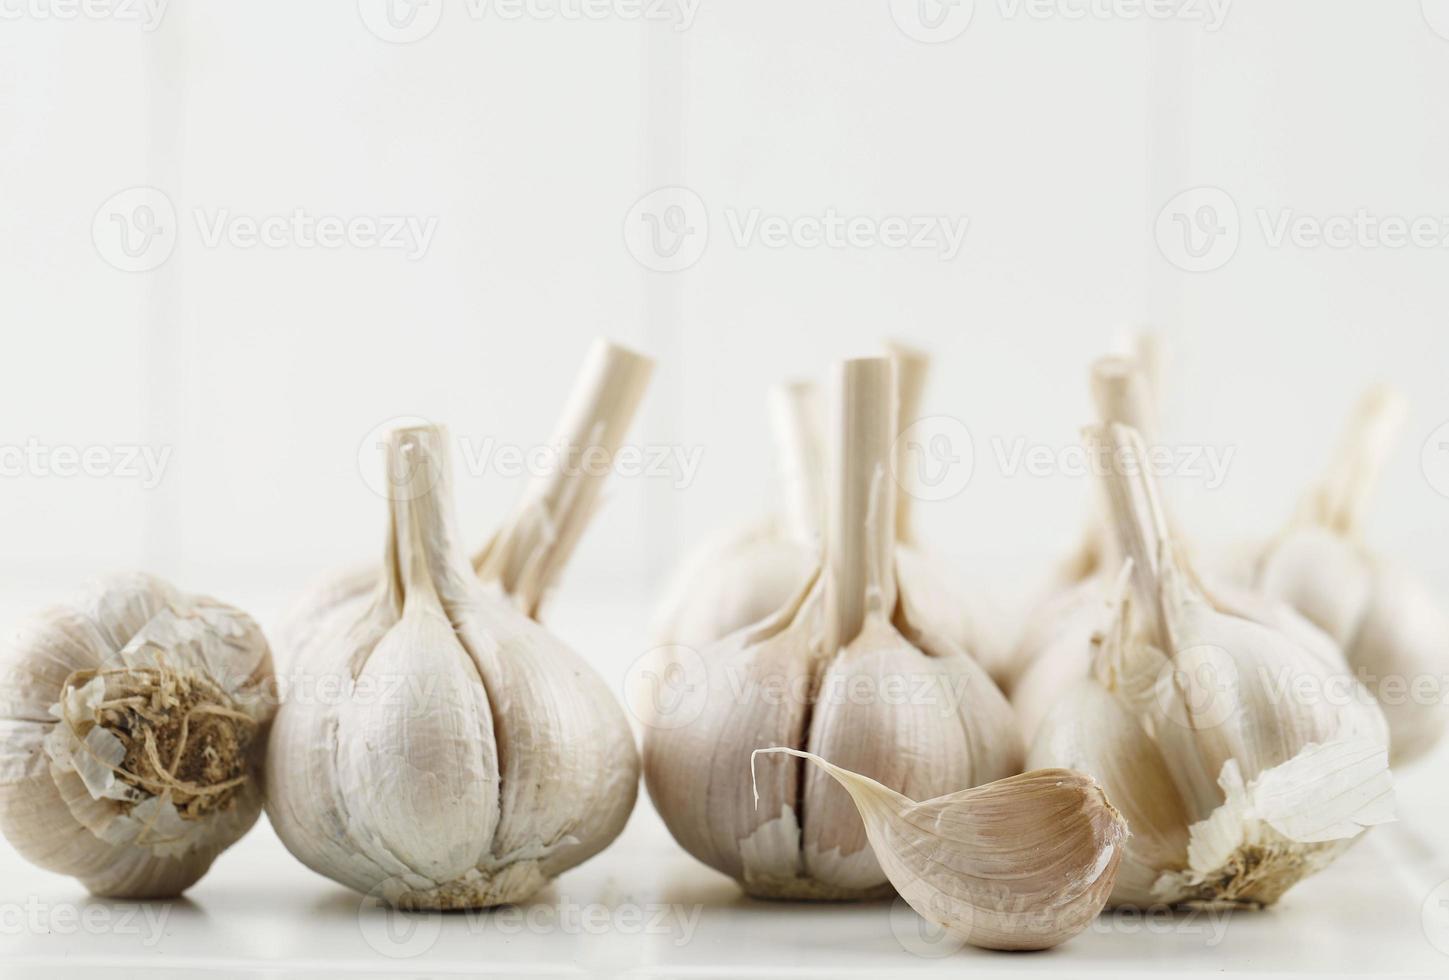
649, 381, 822, 647
265, 424, 640, 909
644, 357, 1022, 901
0, 573, 274, 897
1252, 386, 1449, 765
1031, 423, 1396, 908
754, 749, 1126, 951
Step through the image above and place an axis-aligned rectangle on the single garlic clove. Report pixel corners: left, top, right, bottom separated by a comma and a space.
335, 601, 500, 886
755, 749, 1127, 952
0, 573, 274, 898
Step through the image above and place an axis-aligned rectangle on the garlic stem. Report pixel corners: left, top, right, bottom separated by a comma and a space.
1088, 423, 1178, 649
475, 339, 654, 616
383, 426, 473, 615
770, 381, 826, 545
1090, 356, 1157, 439
826, 358, 898, 647
886, 341, 930, 544
1308, 385, 1408, 537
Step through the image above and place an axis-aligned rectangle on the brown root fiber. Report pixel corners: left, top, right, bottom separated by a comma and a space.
62, 666, 258, 820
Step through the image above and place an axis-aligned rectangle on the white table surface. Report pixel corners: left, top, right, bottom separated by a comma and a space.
2, 577, 1447, 979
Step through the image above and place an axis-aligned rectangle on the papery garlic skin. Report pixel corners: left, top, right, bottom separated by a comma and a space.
1030, 424, 1396, 909
644, 358, 1022, 900
0, 573, 274, 898
1253, 387, 1448, 765
755, 749, 1126, 951
266, 426, 639, 910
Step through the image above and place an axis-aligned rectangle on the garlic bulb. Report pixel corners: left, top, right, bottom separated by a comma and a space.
1007, 355, 1155, 742
266, 423, 641, 909
1252, 387, 1449, 765
1030, 424, 1396, 908
279, 338, 654, 654
753, 749, 1125, 951
644, 357, 1022, 900
0, 573, 274, 897
649, 381, 822, 647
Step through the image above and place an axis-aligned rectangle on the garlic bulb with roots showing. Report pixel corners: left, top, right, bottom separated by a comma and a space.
1029, 423, 1395, 909
1251, 386, 1449, 765
278, 338, 654, 655
649, 381, 822, 648
644, 357, 1022, 900
751, 749, 1126, 951
266, 423, 642, 909
0, 573, 274, 897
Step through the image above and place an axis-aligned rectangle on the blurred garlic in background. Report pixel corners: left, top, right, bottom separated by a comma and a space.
0, 573, 274, 897
1030, 424, 1395, 908
1251, 386, 1449, 765
644, 357, 1022, 900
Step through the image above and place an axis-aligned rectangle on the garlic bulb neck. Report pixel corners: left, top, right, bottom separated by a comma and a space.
475, 339, 653, 617
771, 381, 826, 545
825, 357, 899, 647
1300, 384, 1408, 538
886, 341, 929, 545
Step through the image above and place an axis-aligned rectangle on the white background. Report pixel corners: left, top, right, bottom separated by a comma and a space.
2, 1, 1449, 976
